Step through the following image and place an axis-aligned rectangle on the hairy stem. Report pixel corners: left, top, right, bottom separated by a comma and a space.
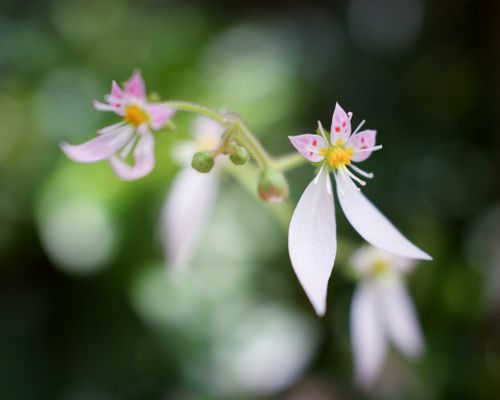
164, 100, 304, 172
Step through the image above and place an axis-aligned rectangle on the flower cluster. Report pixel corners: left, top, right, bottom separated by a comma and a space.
61, 72, 432, 389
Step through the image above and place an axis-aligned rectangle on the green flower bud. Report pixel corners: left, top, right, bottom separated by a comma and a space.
191, 151, 215, 173
229, 144, 249, 165
257, 168, 289, 203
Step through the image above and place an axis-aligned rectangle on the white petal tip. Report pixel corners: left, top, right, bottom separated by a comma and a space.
405, 247, 432, 261
315, 306, 326, 317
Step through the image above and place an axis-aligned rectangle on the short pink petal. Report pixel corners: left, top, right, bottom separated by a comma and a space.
60, 126, 134, 163
288, 134, 328, 162
109, 131, 155, 180
330, 102, 351, 143
110, 81, 123, 99
349, 130, 377, 162
124, 70, 146, 100
146, 104, 176, 130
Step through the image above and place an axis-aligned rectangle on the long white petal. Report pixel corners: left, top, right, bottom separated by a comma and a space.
351, 282, 387, 389
336, 172, 432, 260
379, 279, 424, 358
162, 167, 219, 272
288, 169, 336, 316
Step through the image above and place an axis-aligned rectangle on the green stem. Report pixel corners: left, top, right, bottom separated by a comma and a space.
272, 153, 307, 171
231, 119, 271, 168
165, 100, 272, 169
165, 100, 228, 125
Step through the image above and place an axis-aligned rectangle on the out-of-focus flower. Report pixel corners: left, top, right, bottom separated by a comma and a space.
61, 71, 175, 180
288, 103, 431, 316
162, 117, 224, 271
349, 246, 424, 389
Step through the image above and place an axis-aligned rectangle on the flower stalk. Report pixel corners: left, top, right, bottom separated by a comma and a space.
164, 100, 306, 173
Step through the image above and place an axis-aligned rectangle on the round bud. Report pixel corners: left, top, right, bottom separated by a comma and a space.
257, 168, 289, 203
229, 144, 249, 165
191, 151, 215, 173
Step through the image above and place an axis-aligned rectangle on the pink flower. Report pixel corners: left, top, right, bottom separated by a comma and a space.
60, 71, 175, 180
288, 103, 431, 316
349, 246, 424, 389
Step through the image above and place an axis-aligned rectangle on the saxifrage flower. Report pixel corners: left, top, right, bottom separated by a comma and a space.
61, 71, 175, 180
349, 246, 424, 389
288, 103, 431, 316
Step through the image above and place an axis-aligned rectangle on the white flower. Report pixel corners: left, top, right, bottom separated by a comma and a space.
349, 246, 424, 389
288, 103, 431, 316
161, 117, 224, 271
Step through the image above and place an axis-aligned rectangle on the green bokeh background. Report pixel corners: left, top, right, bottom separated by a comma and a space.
1, 0, 499, 399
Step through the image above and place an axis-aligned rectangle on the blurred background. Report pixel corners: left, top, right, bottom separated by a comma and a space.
1, 0, 499, 399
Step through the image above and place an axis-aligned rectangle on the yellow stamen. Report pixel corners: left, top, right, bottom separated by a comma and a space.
124, 105, 149, 127
326, 146, 353, 169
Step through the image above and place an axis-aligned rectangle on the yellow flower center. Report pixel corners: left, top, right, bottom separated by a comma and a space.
124, 105, 149, 127
371, 259, 389, 276
320, 140, 353, 169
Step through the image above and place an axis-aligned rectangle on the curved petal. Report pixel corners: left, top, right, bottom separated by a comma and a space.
351, 282, 387, 389
336, 172, 432, 260
145, 104, 176, 130
109, 131, 155, 180
288, 134, 328, 163
124, 70, 146, 100
60, 126, 134, 163
162, 167, 219, 271
330, 102, 351, 143
380, 279, 424, 358
288, 169, 336, 316
348, 130, 377, 162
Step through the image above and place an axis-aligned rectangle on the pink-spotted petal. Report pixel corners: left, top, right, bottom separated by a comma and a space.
124, 70, 146, 100
162, 166, 219, 272
110, 80, 123, 99
349, 130, 377, 163
288, 168, 336, 316
380, 279, 424, 358
330, 102, 351, 143
103, 81, 124, 110
288, 134, 328, 162
109, 131, 155, 180
336, 172, 432, 260
60, 126, 134, 163
351, 282, 387, 389
145, 104, 176, 130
